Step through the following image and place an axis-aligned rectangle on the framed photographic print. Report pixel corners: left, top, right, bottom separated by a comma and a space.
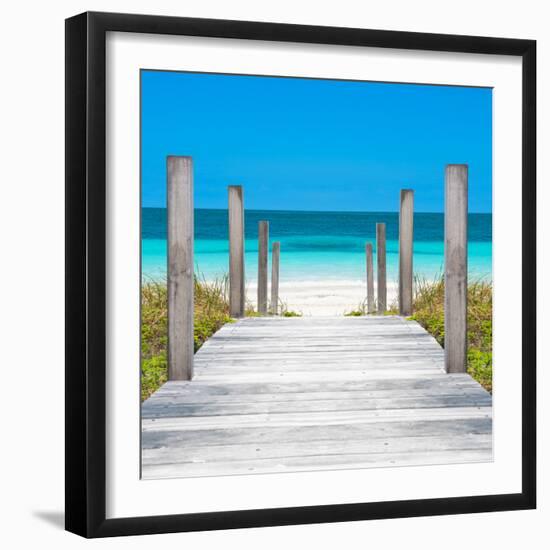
65, 11, 536, 538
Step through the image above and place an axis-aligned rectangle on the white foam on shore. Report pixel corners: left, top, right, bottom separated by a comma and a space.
244, 279, 399, 317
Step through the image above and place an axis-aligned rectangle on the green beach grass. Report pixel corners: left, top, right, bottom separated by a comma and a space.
408, 276, 492, 393
141, 276, 232, 401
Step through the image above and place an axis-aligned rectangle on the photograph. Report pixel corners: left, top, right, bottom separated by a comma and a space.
139, 70, 493, 479
60, 8, 537, 539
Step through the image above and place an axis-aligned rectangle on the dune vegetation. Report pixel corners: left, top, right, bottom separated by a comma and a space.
141, 276, 232, 401
408, 276, 492, 392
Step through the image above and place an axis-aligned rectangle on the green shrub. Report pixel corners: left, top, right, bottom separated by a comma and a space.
344, 298, 370, 317
409, 276, 492, 392
344, 310, 364, 317
141, 275, 232, 401
279, 300, 302, 317
141, 352, 167, 402
467, 349, 492, 393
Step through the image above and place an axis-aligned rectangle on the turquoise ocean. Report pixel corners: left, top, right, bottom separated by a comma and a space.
142, 208, 492, 283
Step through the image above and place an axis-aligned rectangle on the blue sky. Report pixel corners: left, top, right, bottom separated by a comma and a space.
141, 70, 492, 213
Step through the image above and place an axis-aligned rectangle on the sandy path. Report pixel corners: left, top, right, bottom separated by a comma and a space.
243, 280, 399, 316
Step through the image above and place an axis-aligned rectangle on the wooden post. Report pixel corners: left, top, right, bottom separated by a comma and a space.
228, 186, 245, 317
376, 223, 387, 314
445, 164, 468, 373
271, 241, 280, 315
167, 156, 194, 381
399, 189, 414, 316
257, 221, 269, 314
366, 243, 375, 313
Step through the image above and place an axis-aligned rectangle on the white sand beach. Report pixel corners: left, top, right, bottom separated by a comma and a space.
244, 280, 399, 317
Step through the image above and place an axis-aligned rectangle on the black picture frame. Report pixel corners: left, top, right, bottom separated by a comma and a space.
65, 11, 536, 538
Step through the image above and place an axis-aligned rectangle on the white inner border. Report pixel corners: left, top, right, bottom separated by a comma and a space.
105, 32, 522, 519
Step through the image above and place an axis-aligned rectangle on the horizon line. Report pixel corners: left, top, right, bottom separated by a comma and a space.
141, 206, 493, 215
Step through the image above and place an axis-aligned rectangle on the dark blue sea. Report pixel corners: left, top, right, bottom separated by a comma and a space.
142, 208, 492, 282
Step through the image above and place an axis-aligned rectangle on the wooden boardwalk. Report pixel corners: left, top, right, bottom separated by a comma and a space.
141, 316, 492, 479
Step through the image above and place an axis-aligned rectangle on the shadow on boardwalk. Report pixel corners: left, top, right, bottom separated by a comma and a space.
141, 316, 492, 479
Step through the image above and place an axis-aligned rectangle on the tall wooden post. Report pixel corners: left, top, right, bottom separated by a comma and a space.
399, 189, 414, 316
228, 186, 245, 317
376, 223, 387, 314
271, 241, 280, 315
366, 243, 374, 314
167, 156, 194, 381
257, 221, 269, 314
445, 164, 468, 373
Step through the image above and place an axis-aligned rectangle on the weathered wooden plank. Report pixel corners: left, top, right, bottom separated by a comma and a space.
197, 350, 443, 361
145, 388, 490, 409
201, 331, 442, 342
167, 156, 194, 381
197, 352, 443, 361
228, 185, 245, 317
205, 331, 437, 339
195, 360, 443, 371
197, 349, 443, 357
142, 448, 492, 479
198, 356, 441, 366
195, 359, 443, 381
142, 417, 492, 449
445, 164, 468, 373
195, 356, 444, 366
198, 331, 441, 351
206, 328, 428, 334
234, 315, 405, 323
144, 433, 492, 466
203, 327, 438, 336
197, 344, 444, 354
142, 395, 492, 419
195, 350, 444, 361
193, 366, 444, 377
197, 341, 444, 352
207, 332, 432, 340
198, 338, 443, 350
201, 340, 440, 348
193, 372, 463, 385
149, 388, 484, 408
147, 379, 485, 397
197, 349, 443, 358
142, 406, 491, 432
193, 364, 445, 378
151, 375, 483, 396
